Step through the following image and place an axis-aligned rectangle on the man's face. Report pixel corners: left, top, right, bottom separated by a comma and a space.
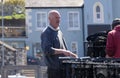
49, 12, 61, 29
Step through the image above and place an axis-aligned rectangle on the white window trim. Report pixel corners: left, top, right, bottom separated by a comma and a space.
67, 11, 80, 31
93, 2, 104, 23
35, 12, 47, 31
71, 41, 78, 55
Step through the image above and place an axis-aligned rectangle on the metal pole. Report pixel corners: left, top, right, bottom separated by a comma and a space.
1, 0, 5, 66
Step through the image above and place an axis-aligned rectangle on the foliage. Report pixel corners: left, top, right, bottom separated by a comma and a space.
4, 0, 25, 14
0, 13, 25, 20
0, 0, 25, 19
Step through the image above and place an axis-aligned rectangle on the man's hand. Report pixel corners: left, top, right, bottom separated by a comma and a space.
63, 50, 78, 58
52, 47, 78, 58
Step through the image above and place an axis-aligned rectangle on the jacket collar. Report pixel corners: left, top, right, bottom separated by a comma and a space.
48, 25, 60, 31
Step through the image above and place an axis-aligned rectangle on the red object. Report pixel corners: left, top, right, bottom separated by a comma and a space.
106, 25, 120, 58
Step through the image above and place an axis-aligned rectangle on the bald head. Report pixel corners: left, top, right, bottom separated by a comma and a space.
48, 10, 61, 18
48, 10, 61, 29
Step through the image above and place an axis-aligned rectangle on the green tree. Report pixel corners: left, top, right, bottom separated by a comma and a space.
0, 0, 25, 16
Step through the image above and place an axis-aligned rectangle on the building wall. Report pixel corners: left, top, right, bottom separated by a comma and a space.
26, 0, 120, 57
26, 8, 84, 57
84, 0, 113, 41
112, 0, 120, 19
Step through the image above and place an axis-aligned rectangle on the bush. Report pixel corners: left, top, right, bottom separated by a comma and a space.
0, 13, 25, 20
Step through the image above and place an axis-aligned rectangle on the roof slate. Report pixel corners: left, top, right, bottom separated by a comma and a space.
25, 0, 84, 7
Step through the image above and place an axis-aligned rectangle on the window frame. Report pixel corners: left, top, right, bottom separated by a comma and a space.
71, 41, 78, 55
93, 2, 104, 23
33, 43, 41, 57
67, 11, 80, 30
36, 12, 47, 31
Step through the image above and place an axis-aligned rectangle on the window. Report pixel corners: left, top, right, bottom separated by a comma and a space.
71, 42, 78, 54
93, 2, 104, 23
68, 11, 80, 30
33, 43, 42, 57
36, 12, 47, 30
96, 6, 100, 19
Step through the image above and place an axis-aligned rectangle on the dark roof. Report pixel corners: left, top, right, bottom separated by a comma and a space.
25, 0, 84, 8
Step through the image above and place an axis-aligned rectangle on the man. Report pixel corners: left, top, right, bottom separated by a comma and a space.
106, 18, 120, 58
41, 10, 78, 78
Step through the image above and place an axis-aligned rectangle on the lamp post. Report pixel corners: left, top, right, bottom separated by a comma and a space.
1, 0, 5, 66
